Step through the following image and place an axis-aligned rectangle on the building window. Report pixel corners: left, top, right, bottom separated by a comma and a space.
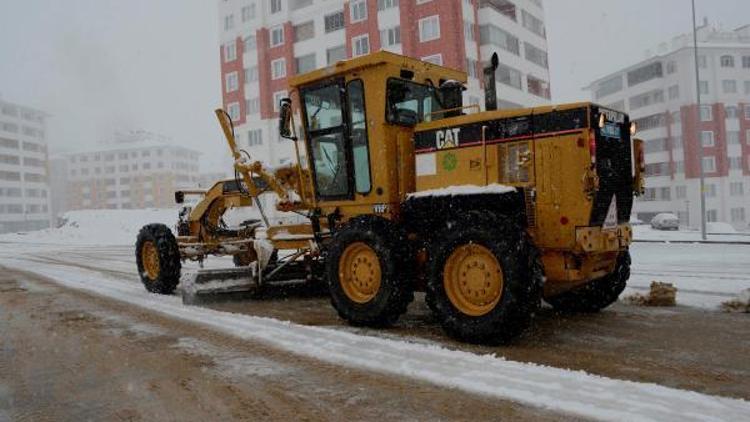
270, 26, 284, 47
745, 81, 750, 95
701, 156, 716, 172
701, 131, 714, 147
699, 81, 709, 95
668, 85, 679, 100
720, 55, 735, 68
698, 55, 707, 68
422, 54, 442, 65
731, 208, 746, 223
224, 41, 237, 62
726, 106, 739, 119
465, 58, 478, 78
730, 156, 742, 170
245, 66, 259, 82
327, 45, 346, 64
527, 75, 550, 99
377, 0, 399, 11
521, 9, 545, 37
227, 102, 240, 121
380, 26, 401, 48
746, 106, 750, 120
479, 24, 520, 55
728, 131, 740, 144
629, 89, 664, 110
743, 56, 750, 68
246, 97, 260, 115
225, 71, 239, 93
705, 184, 717, 198
675, 185, 687, 199
295, 54, 316, 74
675, 160, 684, 174
271, 58, 286, 79
666, 61, 677, 74
594, 75, 623, 99
273, 91, 288, 113
722, 80, 737, 94
324, 11, 345, 33
224, 14, 234, 31
244, 35, 257, 52
247, 129, 263, 146
419, 15, 441, 42
241, 4, 255, 21
495, 63, 523, 90
294, 21, 315, 42
464, 21, 475, 42
730, 182, 744, 196
270, 0, 282, 14
700, 105, 712, 121
350, 0, 368, 23
627, 62, 663, 87
524, 42, 548, 68
290, 0, 313, 10
352, 34, 370, 57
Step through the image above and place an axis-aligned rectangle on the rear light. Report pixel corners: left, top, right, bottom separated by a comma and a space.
589, 131, 597, 165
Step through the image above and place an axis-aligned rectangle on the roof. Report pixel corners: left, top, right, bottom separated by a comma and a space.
288, 50, 467, 88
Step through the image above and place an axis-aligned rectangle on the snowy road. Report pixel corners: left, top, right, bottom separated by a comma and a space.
0, 240, 749, 421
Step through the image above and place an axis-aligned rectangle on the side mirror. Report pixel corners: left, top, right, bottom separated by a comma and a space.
278, 98, 296, 141
391, 108, 419, 127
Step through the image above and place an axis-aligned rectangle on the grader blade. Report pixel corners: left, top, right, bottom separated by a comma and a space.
181, 268, 259, 305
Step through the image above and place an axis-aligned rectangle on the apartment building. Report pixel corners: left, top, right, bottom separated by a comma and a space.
586, 23, 750, 230
0, 97, 51, 234
62, 131, 201, 211
217, 0, 551, 170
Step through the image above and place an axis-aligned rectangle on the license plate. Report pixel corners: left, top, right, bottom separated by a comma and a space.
601, 123, 620, 139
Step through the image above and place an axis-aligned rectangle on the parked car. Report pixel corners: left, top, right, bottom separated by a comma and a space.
651, 213, 680, 230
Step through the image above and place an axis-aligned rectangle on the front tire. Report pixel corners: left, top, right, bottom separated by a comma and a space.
545, 251, 631, 313
136, 223, 181, 294
426, 211, 541, 345
325, 217, 414, 327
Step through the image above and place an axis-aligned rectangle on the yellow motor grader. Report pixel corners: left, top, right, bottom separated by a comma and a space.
136, 51, 645, 344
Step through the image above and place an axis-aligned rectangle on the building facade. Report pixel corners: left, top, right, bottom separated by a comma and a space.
217, 0, 551, 168
0, 97, 51, 234
62, 131, 201, 211
586, 23, 750, 230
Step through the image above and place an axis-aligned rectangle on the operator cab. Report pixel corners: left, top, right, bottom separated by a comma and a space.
278, 51, 469, 215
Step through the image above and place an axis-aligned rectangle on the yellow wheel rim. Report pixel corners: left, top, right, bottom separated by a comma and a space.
141, 241, 160, 281
338, 242, 382, 304
443, 243, 504, 317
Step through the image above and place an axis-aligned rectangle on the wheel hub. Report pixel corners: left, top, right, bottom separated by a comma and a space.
444, 243, 503, 316
338, 242, 382, 304
141, 241, 160, 281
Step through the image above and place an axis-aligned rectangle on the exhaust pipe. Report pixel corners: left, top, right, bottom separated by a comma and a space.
483, 52, 500, 111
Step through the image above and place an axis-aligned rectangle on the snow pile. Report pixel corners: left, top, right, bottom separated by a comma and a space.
721, 289, 750, 313
633, 225, 750, 243
0, 209, 178, 246
407, 184, 516, 199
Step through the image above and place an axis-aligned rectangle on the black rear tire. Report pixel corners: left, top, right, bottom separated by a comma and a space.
545, 251, 631, 313
425, 210, 541, 345
135, 223, 181, 294
325, 217, 414, 327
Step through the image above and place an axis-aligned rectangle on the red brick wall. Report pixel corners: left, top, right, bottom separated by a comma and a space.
345, 0, 381, 58
741, 103, 750, 176
220, 36, 246, 125
682, 103, 729, 179
257, 23, 295, 119
400, 0, 466, 70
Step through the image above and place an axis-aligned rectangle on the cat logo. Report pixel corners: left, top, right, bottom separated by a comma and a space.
435, 128, 461, 150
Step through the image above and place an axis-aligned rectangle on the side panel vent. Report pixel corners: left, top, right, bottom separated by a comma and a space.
524, 188, 536, 228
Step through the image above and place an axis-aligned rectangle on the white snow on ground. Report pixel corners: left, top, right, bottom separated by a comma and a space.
0, 209, 178, 246
407, 184, 516, 199
633, 225, 750, 243
1, 257, 748, 422
628, 242, 750, 309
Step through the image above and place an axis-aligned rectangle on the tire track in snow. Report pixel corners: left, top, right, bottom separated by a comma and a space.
0, 258, 748, 422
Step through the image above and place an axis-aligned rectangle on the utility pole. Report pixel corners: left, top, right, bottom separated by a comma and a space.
691, 0, 708, 240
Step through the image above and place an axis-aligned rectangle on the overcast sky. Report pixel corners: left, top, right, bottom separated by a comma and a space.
1, 1, 749, 172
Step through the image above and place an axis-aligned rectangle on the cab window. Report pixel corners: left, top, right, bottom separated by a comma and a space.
302, 81, 351, 199
347, 80, 371, 194
386, 78, 444, 125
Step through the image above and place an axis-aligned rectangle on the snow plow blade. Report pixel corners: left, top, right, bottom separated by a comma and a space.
181, 268, 258, 305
